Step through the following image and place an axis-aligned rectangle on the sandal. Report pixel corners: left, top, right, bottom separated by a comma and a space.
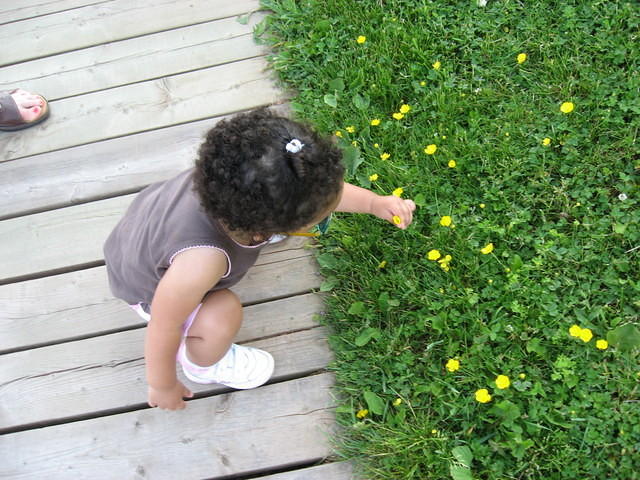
0, 89, 50, 132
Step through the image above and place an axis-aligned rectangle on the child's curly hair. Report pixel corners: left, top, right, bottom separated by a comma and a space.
194, 109, 345, 234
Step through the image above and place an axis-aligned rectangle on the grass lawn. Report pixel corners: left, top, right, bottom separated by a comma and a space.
257, 1, 639, 478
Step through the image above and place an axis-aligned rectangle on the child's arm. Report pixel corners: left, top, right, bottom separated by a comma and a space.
145, 248, 228, 410
335, 182, 416, 229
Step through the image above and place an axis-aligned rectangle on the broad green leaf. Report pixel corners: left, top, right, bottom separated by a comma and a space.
413, 192, 426, 207
348, 301, 366, 315
328, 78, 345, 92
324, 93, 338, 108
316, 253, 339, 270
363, 391, 384, 415
451, 446, 473, 468
320, 276, 339, 292
450, 464, 473, 480
342, 146, 363, 177
353, 93, 370, 110
607, 323, 640, 351
355, 327, 379, 346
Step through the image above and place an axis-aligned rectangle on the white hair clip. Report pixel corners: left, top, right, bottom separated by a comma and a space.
285, 138, 305, 153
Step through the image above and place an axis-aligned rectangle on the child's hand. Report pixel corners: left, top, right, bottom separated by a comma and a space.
148, 381, 193, 410
371, 195, 416, 229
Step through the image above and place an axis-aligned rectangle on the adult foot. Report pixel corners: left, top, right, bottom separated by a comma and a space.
0, 89, 50, 131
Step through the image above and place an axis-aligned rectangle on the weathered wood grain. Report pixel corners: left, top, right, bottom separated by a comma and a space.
0, 14, 267, 100
0, 0, 262, 66
0, 1, 108, 25
256, 462, 355, 480
0, 374, 336, 479
0, 328, 332, 431
0, 104, 290, 220
1, 56, 282, 161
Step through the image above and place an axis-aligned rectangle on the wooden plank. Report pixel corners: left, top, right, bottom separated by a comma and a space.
1, 56, 282, 161
0, 327, 333, 431
0, 243, 321, 352
0, 0, 262, 66
0, 373, 336, 479
0, 1, 108, 25
0, 14, 268, 101
0, 103, 290, 220
0, 181, 313, 283
256, 462, 355, 480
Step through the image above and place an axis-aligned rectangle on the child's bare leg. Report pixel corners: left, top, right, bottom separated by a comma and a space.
184, 289, 242, 366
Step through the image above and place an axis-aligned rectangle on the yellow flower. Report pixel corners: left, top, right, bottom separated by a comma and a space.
596, 339, 608, 350
542, 137, 551, 146
356, 409, 368, 418
475, 389, 492, 403
569, 324, 582, 337
369, 173, 379, 181
517, 53, 527, 64
479, 203, 486, 209
427, 249, 441, 261
579, 328, 593, 343
560, 102, 575, 113
495, 375, 511, 389
480, 243, 494, 254
431, 429, 438, 434
381, 152, 391, 161
346, 126, 356, 133
420, 81, 427, 86
393, 398, 403, 406
370, 118, 381, 126
440, 215, 452, 227
374, 143, 379, 148
392, 215, 402, 225
378, 260, 387, 269
424, 144, 437, 155
433, 60, 441, 70
438, 255, 452, 272
392, 187, 404, 197
335, 130, 343, 138
392, 112, 404, 120
448, 160, 457, 168
446, 359, 460, 372
357, 35, 366, 44
400, 104, 411, 114
519, 373, 526, 379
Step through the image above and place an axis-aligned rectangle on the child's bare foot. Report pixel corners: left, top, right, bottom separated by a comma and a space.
0, 88, 50, 131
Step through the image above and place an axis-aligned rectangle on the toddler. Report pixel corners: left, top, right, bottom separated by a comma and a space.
104, 109, 415, 410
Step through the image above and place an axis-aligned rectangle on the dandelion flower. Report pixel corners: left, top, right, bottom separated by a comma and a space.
596, 339, 608, 350
380, 152, 391, 160
517, 53, 527, 64
374, 143, 379, 148
393, 398, 403, 406
392, 187, 404, 197
356, 409, 368, 418
335, 130, 343, 138
569, 325, 582, 337
480, 243, 494, 254
378, 260, 387, 269
369, 173, 379, 182
440, 216, 452, 227
446, 359, 460, 372
495, 375, 511, 389
475, 389, 492, 403
560, 102, 575, 114
433, 61, 441, 70
357, 36, 366, 44
542, 137, 551, 146
424, 144, 437, 155
519, 373, 526, 379
427, 249, 441, 261
370, 118, 381, 126
448, 160, 457, 168
420, 81, 427, 86
479, 203, 486, 209
346, 126, 356, 133
579, 328, 593, 343
400, 104, 411, 114
392, 112, 404, 120
392, 215, 402, 225
431, 429, 438, 434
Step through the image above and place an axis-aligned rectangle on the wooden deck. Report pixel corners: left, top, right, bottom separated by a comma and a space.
0, 1, 352, 478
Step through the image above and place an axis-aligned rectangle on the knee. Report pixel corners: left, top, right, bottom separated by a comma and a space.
199, 289, 243, 328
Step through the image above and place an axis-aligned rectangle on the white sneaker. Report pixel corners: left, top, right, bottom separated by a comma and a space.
178, 342, 274, 389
